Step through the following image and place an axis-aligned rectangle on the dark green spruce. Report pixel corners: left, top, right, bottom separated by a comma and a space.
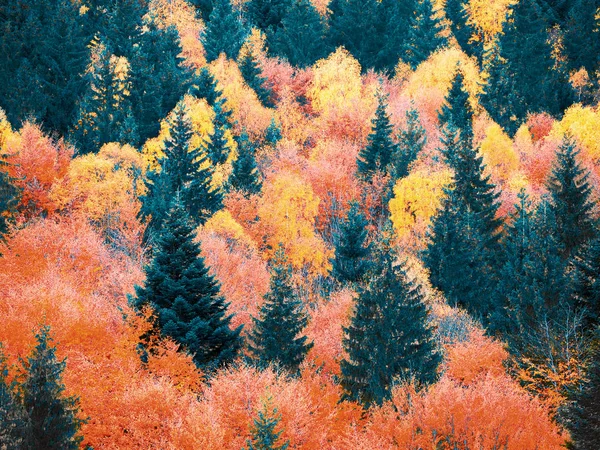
134, 200, 242, 370
248, 246, 313, 375
239, 49, 274, 107
243, 397, 289, 450
341, 232, 440, 407
203, 0, 247, 62
391, 105, 427, 179
230, 131, 263, 196
0, 152, 21, 242
332, 201, 371, 284
403, 0, 447, 69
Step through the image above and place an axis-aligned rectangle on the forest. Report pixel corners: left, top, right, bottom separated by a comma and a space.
0, 0, 599, 448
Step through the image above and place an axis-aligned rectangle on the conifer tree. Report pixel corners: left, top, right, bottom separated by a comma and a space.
391, 105, 427, 179
327, 0, 381, 70
270, 0, 329, 68
134, 200, 242, 370
357, 91, 399, 181
403, 0, 447, 69
0, 345, 26, 449
0, 0, 90, 135
205, 102, 234, 166
203, 0, 247, 62
0, 153, 21, 242
239, 49, 274, 107
243, 397, 289, 450
341, 231, 440, 407
376, 0, 416, 73
265, 119, 282, 147
438, 69, 474, 151
566, 329, 600, 449
547, 138, 597, 260
246, 0, 293, 40
191, 0, 215, 22
130, 19, 194, 143
564, 0, 600, 78
20, 326, 85, 450
445, 0, 483, 61
332, 201, 371, 284
189, 67, 222, 107
230, 131, 263, 196
140, 104, 222, 239
248, 246, 313, 375
571, 237, 600, 330
72, 41, 138, 154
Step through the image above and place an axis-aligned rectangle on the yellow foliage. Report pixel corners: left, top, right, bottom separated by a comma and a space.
550, 104, 600, 161
389, 169, 452, 250
0, 108, 16, 151
257, 171, 332, 278
209, 56, 274, 138
404, 47, 483, 112
201, 210, 258, 250
147, 0, 205, 69
467, 0, 516, 42
479, 122, 519, 182
50, 143, 145, 227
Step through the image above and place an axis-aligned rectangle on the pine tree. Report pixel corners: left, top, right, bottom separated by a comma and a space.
566, 329, 600, 449
230, 131, 263, 195
571, 237, 600, 330
189, 67, 223, 107
140, 104, 223, 239
332, 201, 371, 284
130, 19, 194, 143
0, 345, 26, 449
243, 397, 289, 450
564, 0, 600, 78
391, 105, 427, 179
403, 0, 447, 69
327, 0, 382, 70
134, 200, 242, 370
547, 137, 597, 261
0, 0, 90, 136
20, 326, 85, 449
72, 41, 138, 154
445, 0, 483, 61
248, 246, 313, 375
376, 0, 416, 73
341, 231, 440, 407
357, 91, 399, 181
0, 153, 21, 242
239, 49, 274, 107
270, 0, 329, 68
438, 69, 474, 151
264, 118, 282, 146
205, 101, 233, 166
203, 0, 247, 62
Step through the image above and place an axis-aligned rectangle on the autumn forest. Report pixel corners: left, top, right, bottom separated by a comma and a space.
1, 0, 600, 448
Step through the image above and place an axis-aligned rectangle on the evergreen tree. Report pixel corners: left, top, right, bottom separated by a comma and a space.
376, 0, 416, 73
204, 101, 234, 165
230, 131, 263, 195
481, 43, 523, 136
191, 0, 215, 22
445, 0, 483, 61
246, 0, 293, 38
130, 19, 195, 143
140, 104, 223, 239
332, 201, 371, 284
239, 49, 274, 107
341, 233, 440, 407
134, 200, 242, 370
547, 138, 597, 260
0, 152, 21, 242
248, 246, 313, 375
189, 67, 223, 107
327, 0, 382, 70
357, 91, 399, 181
20, 326, 85, 449
571, 237, 600, 329
564, 0, 600, 78
391, 105, 427, 179
0, 345, 26, 449
484, 0, 573, 128
265, 118, 282, 146
566, 329, 600, 449
270, 0, 329, 68
438, 69, 474, 151
72, 41, 138, 154
0, 0, 90, 135
203, 0, 247, 62
243, 397, 289, 450
403, 0, 447, 69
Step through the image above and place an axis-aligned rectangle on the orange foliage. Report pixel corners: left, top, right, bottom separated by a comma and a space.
3, 122, 72, 218
304, 289, 355, 376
